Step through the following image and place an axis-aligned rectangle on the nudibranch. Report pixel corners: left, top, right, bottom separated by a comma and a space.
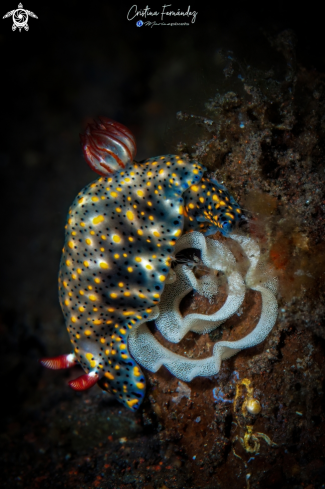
41, 117, 242, 411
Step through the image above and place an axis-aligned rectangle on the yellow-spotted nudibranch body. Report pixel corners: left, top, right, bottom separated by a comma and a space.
41, 117, 242, 411
183, 176, 242, 236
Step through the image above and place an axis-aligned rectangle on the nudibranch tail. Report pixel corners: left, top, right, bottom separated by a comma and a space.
80, 116, 137, 176
97, 361, 146, 411
40, 353, 77, 370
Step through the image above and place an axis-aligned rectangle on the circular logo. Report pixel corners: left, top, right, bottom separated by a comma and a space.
136, 20, 143, 27
13, 8, 28, 28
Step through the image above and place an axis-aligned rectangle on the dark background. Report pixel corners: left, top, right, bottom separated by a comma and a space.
1, 1, 325, 487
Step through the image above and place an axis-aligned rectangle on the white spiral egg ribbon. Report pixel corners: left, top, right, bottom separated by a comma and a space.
129, 232, 278, 382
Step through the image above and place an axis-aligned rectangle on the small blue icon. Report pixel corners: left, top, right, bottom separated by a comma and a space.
136, 20, 143, 27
